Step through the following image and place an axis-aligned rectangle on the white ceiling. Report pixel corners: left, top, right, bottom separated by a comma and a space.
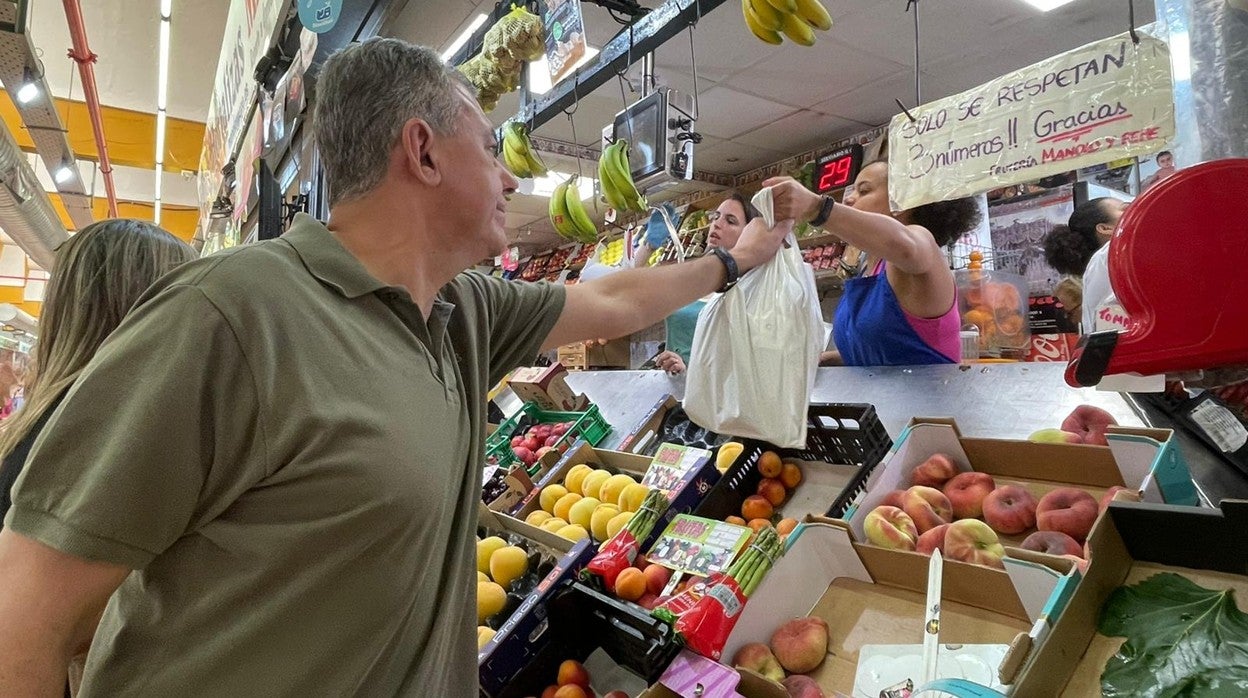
26, 0, 229, 122
389, 0, 1156, 251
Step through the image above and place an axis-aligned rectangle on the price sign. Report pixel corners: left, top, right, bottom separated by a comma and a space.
646, 515, 751, 576
814, 144, 864, 194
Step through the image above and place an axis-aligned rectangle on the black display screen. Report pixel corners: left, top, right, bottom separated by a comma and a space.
614, 92, 665, 182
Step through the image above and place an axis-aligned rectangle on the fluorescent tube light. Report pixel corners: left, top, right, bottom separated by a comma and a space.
441, 14, 489, 61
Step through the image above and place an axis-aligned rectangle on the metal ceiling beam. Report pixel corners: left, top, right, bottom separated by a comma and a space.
516, 0, 731, 132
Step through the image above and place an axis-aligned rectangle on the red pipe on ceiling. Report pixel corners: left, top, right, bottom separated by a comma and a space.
62, 0, 118, 218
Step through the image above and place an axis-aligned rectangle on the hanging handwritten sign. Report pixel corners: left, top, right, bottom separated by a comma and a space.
889, 32, 1175, 210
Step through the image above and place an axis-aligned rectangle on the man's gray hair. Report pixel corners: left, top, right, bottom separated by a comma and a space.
314, 38, 467, 207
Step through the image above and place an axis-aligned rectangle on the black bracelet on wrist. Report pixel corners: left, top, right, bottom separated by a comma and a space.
810, 196, 836, 228
707, 246, 740, 293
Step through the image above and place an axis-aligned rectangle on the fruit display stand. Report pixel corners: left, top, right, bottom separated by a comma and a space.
616, 395, 730, 456
693, 403, 892, 525
477, 508, 597, 697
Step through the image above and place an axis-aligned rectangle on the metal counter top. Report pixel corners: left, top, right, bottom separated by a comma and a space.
558, 363, 1248, 505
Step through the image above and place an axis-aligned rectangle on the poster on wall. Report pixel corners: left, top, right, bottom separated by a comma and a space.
889, 31, 1175, 210
987, 187, 1075, 296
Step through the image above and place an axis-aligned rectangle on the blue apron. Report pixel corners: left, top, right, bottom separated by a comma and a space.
834, 266, 958, 366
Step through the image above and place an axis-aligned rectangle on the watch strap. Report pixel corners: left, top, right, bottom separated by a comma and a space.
707, 246, 739, 293
810, 195, 836, 228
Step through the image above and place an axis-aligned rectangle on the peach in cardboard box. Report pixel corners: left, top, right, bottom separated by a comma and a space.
845, 418, 1198, 550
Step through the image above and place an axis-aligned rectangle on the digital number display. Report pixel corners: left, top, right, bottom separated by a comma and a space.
813, 144, 864, 194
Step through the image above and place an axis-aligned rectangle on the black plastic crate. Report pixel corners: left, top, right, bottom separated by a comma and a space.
693, 403, 892, 522
495, 581, 682, 698
1138, 386, 1248, 477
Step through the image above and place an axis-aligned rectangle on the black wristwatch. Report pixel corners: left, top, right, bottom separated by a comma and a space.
707, 246, 740, 293
810, 195, 836, 228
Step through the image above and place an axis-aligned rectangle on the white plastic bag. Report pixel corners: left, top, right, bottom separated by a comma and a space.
683, 196, 823, 447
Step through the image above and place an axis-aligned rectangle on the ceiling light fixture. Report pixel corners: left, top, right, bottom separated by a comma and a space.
1018, 0, 1078, 10
521, 172, 596, 200
154, 0, 171, 224
527, 47, 600, 96
441, 14, 489, 61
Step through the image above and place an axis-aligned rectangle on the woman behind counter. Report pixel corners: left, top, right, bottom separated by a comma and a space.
764, 160, 981, 367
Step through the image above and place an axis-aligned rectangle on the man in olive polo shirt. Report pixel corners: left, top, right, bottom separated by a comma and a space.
0, 39, 794, 696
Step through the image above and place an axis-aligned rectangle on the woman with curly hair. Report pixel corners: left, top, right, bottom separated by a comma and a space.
1041, 197, 1127, 330
764, 160, 982, 366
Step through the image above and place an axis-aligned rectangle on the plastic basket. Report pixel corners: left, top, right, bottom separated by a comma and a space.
693, 403, 892, 522
495, 580, 682, 698
486, 402, 612, 471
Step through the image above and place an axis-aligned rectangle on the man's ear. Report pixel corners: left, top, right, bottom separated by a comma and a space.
400, 118, 442, 187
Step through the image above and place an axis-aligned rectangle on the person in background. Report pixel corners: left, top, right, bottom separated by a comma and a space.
1042, 197, 1128, 328
764, 160, 981, 367
1078, 200, 1131, 333
1142, 150, 1177, 191
0, 219, 196, 525
0, 38, 791, 696
0, 219, 195, 697
631, 193, 756, 374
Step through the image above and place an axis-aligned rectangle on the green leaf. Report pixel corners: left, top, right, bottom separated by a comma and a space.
1098, 572, 1248, 697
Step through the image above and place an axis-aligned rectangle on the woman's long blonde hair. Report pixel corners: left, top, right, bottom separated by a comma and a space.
0, 219, 197, 460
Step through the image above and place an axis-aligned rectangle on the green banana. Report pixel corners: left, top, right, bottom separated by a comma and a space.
549, 178, 577, 238
502, 138, 531, 178
502, 122, 548, 178
795, 0, 833, 32
743, 0, 782, 32
611, 140, 647, 212
763, 0, 797, 13
564, 175, 598, 243
597, 141, 630, 212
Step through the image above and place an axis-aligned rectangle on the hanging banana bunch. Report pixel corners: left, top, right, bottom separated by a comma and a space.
549, 175, 597, 244
741, 0, 833, 47
501, 122, 548, 179
597, 140, 648, 214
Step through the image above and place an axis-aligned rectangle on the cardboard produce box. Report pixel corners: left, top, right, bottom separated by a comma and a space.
844, 418, 1199, 547
477, 507, 596, 697
510, 440, 720, 551
506, 363, 589, 412
653, 517, 1079, 698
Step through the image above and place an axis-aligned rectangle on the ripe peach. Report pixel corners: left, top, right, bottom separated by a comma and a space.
911, 453, 959, 489
636, 592, 661, 611
863, 505, 918, 551
879, 489, 907, 509
541, 686, 559, 698
731, 642, 785, 682
557, 659, 591, 687
782, 675, 826, 698
726, 515, 747, 526
1062, 405, 1119, 446
614, 567, 646, 601
982, 485, 1038, 535
758, 451, 783, 478
942, 472, 996, 520
1036, 487, 1099, 542
902, 486, 953, 533
780, 462, 803, 489
742, 495, 774, 521
747, 518, 771, 533
553, 686, 590, 698
776, 518, 798, 535
643, 563, 672, 596
769, 616, 829, 673
944, 519, 1005, 569
757, 478, 788, 507
916, 523, 951, 555
1021, 530, 1083, 557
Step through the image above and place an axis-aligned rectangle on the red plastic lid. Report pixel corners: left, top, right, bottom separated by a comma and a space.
1067, 158, 1248, 386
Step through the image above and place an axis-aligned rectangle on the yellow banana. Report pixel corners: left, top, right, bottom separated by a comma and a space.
743, 0, 784, 45
564, 176, 598, 243
612, 140, 647, 212
763, 0, 797, 13
502, 138, 531, 178
523, 147, 548, 178
795, 0, 833, 31
780, 12, 816, 47
549, 178, 576, 238
744, 0, 782, 31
